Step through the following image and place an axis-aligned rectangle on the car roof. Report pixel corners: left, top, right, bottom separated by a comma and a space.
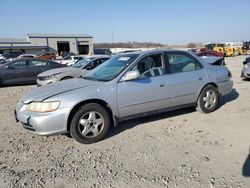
19, 54, 35, 56
117, 49, 193, 56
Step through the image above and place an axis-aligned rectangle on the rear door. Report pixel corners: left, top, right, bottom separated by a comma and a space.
164, 51, 207, 106
43, 60, 62, 71
2, 60, 28, 85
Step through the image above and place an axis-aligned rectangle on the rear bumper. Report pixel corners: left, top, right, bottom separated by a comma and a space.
217, 80, 233, 96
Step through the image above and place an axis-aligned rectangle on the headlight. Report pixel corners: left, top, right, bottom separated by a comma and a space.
41, 73, 61, 80
26, 101, 60, 112
244, 64, 248, 69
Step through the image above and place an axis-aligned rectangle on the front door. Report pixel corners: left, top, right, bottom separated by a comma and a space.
3, 60, 28, 85
117, 53, 172, 118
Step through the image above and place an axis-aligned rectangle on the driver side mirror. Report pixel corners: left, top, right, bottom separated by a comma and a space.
121, 70, 140, 81
243, 61, 247, 65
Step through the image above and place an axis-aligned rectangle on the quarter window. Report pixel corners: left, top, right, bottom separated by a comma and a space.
167, 53, 201, 73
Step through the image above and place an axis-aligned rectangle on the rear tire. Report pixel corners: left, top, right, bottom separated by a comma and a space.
70, 103, 111, 144
196, 85, 219, 113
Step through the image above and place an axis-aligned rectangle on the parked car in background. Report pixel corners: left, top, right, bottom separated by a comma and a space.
37, 55, 110, 86
0, 58, 66, 86
55, 55, 85, 66
36, 52, 56, 60
1, 51, 23, 60
18, 54, 36, 59
0, 54, 5, 60
62, 52, 76, 58
0, 59, 6, 65
187, 48, 198, 53
196, 51, 224, 57
15, 50, 233, 144
241, 57, 250, 79
94, 48, 112, 55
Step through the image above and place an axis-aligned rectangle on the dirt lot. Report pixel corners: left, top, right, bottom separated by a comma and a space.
0, 55, 250, 188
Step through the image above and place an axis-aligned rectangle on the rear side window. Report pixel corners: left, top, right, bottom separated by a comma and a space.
28, 60, 44, 67
44, 61, 57, 66
166, 52, 202, 73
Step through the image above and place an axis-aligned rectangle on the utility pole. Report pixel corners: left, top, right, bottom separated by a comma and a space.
112, 29, 114, 44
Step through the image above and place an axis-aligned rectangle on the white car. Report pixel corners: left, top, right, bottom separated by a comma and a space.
55, 55, 86, 66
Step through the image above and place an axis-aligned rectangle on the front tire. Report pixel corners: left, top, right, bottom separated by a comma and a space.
196, 85, 219, 113
70, 103, 111, 144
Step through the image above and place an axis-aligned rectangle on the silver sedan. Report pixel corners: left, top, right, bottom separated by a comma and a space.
37, 55, 110, 86
15, 49, 233, 144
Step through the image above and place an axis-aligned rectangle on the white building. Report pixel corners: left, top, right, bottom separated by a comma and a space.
0, 33, 93, 55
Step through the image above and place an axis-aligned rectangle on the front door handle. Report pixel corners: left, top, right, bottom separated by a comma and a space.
198, 77, 205, 80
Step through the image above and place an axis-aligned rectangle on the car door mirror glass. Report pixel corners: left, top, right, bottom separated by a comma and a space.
121, 70, 140, 81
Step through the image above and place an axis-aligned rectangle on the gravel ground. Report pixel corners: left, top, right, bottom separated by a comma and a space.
0, 55, 250, 188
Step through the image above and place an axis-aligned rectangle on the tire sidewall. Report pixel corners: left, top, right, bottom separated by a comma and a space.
198, 85, 219, 113
70, 103, 111, 144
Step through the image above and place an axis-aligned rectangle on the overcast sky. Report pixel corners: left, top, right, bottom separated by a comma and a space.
1, 0, 250, 44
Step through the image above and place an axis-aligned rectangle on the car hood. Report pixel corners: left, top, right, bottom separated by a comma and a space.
20, 78, 98, 103
38, 67, 79, 77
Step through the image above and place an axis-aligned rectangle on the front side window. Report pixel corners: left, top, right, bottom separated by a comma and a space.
84, 54, 138, 81
131, 54, 164, 77
166, 53, 201, 73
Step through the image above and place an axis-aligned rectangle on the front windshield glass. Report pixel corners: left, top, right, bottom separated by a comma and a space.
84, 54, 139, 81
72, 58, 93, 68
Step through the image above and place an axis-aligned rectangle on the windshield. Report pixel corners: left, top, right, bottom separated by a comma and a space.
72, 58, 93, 68
84, 54, 139, 81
